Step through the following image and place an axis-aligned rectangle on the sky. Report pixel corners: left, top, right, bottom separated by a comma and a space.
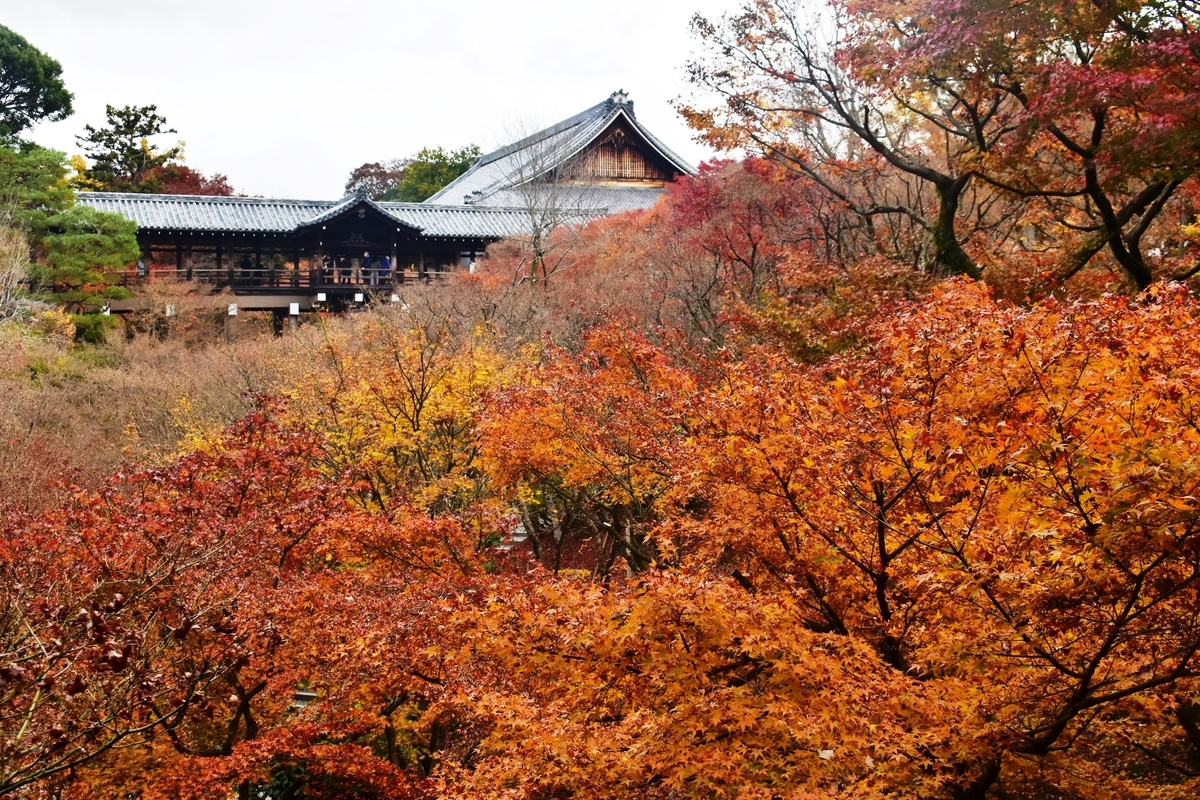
3, 0, 736, 199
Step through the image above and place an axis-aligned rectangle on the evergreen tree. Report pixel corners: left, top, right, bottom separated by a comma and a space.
76, 105, 182, 192
28, 205, 137, 340
387, 145, 481, 202
0, 24, 73, 141
0, 143, 74, 238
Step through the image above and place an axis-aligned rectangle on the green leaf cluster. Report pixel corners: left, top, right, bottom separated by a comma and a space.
0, 143, 74, 235
27, 205, 137, 308
76, 104, 182, 192
0, 26, 138, 338
385, 145, 481, 202
0, 24, 73, 142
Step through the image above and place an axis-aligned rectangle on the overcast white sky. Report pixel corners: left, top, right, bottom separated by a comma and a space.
3, 0, 736, 199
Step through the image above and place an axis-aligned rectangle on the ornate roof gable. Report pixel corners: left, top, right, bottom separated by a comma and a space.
425, 91, 696, 208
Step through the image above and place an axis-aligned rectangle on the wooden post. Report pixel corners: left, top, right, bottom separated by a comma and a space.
224, 302, 238, 343
218, 244, 228, 286
186, 246, 193, 281
175, 243, 183, 278
293, 245, 301, 287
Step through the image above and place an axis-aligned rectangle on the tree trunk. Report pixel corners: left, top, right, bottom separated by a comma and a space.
1105, 234, 1154, 291
933, 177, 981, 279
951, 758, 1001, 800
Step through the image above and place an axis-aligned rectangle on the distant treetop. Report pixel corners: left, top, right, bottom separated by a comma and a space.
76, 104, 181, 193
392, 145, 481, 202
74, 104, 235, 195
344, 159, 407, 200
345, 145, 481, 202
0, 24, 74, 141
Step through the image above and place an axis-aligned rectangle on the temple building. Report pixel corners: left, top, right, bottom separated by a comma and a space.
76, 91, 694, 309
427, 90, 695, 212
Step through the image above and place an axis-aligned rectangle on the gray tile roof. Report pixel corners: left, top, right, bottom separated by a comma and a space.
296, 193, 372, 228
425, 91, 695, 207
478, 186, 669, 215
380, 202, 533, 238
77, 192, 534, 239
77, 193, 328, 233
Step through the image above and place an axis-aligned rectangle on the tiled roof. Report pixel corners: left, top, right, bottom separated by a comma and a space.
380, 202, 532, 238
77, 192, 533, 239
295, 193, 371, 228
77, 193, 328, 232
478, 186, 668, 215
425, 91, 695, 207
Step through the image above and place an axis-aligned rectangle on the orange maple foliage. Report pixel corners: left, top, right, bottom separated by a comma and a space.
4, 278, 1200, 798
8, 10, 1200, 789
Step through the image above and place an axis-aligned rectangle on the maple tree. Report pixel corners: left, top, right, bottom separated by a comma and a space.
3, 278, 1199, 798
0, 406, 346, 795
344, 159, 407, 200
472, 157, 868, 346
277, 313, 512, 514
443, 281, 1200, 798
9, 4, 1200, 798
146, 164, 235, 196
684, 0, 1200, 289
850, 0, 1200, 289
481, 324, 692, 576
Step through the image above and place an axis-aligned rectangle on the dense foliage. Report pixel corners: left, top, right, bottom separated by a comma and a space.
346, 146, 482, 202
8, 271, 1200, 798
682, 0, 1200, 290
27, 205, 136, 316
0, 24, 72, 142
73, 104, 233, 195
4, 4, 1200, 799
75, 105, 182, 193
0, 142, 139, 332
391, 145, 481, 202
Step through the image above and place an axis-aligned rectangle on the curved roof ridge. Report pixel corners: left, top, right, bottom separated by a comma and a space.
425, 91, 694, 207
78, 190, 333, 206
472, 97, 615, 169
379, 200, 530, 213
296, 193, 409, 229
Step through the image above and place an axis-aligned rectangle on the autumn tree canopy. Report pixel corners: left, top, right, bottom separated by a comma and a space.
345, 146, 481, 202
7, 2, 1200, 799
5, 276, 1200, 798
683, 0, 1200, 289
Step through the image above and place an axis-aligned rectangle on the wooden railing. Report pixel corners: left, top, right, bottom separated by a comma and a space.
124, 267, 443, 290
